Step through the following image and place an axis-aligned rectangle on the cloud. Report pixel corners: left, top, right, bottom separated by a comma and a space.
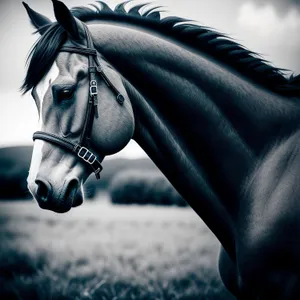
256, 0, 300, 6
251, 0, 300, 15
236, 2, 300, 73
238, 2, 300, 39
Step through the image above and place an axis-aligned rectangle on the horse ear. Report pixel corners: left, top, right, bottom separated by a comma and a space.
52, 0, 85, 42
22, 2, 52, 34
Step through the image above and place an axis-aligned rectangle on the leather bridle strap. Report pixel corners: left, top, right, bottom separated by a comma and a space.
33, 131, 103, 178
57, 46, 97, 56
32, 23, 124, 180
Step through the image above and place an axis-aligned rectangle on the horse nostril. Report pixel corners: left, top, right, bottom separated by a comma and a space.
65, 179, 79, 200
35, 179, 52, 203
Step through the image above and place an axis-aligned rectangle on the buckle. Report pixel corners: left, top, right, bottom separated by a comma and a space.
78, 147, 96, 164
90, 80, 98, 96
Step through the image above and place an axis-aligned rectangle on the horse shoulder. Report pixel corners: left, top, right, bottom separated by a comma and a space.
236, 130, 300, 297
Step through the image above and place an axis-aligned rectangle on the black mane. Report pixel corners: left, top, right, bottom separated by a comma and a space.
22, 1, 300, 97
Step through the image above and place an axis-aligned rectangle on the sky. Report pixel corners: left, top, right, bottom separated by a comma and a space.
0, 0, 299, 159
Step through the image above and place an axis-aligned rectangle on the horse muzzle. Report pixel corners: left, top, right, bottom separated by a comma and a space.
28, 176, 83, 213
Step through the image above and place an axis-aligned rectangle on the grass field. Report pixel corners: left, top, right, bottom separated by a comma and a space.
0, 196, 234, 300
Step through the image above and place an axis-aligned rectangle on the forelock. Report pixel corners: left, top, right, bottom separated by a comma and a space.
21, 23, 67, 94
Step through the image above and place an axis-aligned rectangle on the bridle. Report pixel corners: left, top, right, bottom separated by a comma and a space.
33, 23, 124, 179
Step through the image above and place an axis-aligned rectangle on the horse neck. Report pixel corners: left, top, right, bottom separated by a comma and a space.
90, 23, 300, 257
90, 22, 300, 147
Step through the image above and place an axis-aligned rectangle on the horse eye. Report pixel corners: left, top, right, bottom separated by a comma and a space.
59, 88, 74, 100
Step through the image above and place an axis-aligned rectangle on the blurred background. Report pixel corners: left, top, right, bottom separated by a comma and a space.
0, 0, 299, 299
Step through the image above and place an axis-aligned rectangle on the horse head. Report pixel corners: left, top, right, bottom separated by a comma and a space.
24, 1, 135, 213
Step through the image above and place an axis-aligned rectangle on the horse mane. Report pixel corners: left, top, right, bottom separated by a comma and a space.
22, 1, 300, 97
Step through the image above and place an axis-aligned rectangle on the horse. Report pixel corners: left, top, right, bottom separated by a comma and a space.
23, 1, 300, 299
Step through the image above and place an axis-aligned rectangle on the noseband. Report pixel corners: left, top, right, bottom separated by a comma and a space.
33, 24, 124, 179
